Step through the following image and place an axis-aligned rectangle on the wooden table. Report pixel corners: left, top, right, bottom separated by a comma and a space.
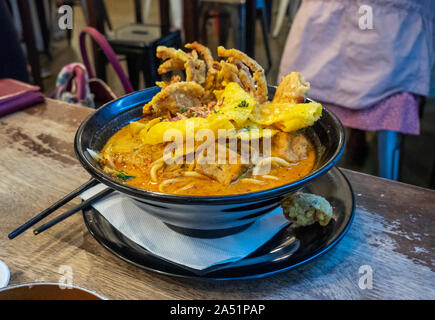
0, 99, 434, 300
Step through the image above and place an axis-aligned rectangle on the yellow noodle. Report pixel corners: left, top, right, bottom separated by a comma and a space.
183, 171, 208, 179
240, 178, 268, 185
103, 153, 116, 169
151, 157, 164, 166
252, 157, 291, 176
150, 161, 165, 182
158, 178, 187, 192
87, 148, 102, 162
103, 167, 118, 175
260, 175, 279, 181
175, 183, 196, 193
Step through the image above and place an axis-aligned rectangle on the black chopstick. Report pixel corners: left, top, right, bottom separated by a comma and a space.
8, 178, 99, 239
33, 188, 114, 236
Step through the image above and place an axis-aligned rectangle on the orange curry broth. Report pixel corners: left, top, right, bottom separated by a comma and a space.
101, 118, 316, 196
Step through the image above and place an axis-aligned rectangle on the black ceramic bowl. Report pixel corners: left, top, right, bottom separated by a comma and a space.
75, 86, 345, 237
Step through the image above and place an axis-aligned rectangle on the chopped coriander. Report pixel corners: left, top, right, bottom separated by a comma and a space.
180, 107, 187, 113
237, 100, 249, 108
295, 128, 305, 136
116, 171, 135, 181
132, 148, 139, 152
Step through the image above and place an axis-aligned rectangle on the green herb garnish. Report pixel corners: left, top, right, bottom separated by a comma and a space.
180, 107, 187, 114
295, 128, 305, 136
237, 100, 249, 108
133, 148, 139, 152
116, 171, 135, 181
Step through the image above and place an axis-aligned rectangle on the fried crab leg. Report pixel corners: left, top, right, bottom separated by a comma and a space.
143, 81, 205, 116
273, 72, 310, 104
227, 57, 257, 97
156, 46, 205, 84
185, 42, 217, 94
155, 75, 181, 89
217, 46, 268, 103
214, 60, 243, 89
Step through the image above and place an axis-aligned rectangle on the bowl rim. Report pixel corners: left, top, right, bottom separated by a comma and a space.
74, 87, 346, 205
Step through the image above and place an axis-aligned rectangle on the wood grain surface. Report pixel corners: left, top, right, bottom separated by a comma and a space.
0, 99, 434, 300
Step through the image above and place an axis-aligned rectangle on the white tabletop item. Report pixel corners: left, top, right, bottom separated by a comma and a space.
81, 184, 290, 271
0, 259, 10, 288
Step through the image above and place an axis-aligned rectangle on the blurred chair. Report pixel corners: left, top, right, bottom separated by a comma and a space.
61, 0, 96, 46
200, 0, 247, 51
200, 0, 272, 71
143, 0, 183, 29
271, 0, 300, 38
84, 0, 182, 90
377, 130, 402, 180
377, 94, 426, 180
108, 27, 182, 88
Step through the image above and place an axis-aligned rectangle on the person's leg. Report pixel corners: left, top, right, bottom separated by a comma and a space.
346, 128, 369, 167
0, 0, 29, 82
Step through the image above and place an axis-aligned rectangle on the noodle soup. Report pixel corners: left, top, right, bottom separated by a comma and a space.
91, 43, 322, 196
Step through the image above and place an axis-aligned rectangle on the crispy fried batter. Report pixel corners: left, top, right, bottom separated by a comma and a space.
282, 193, 332, 227
156, 46, 199, 83
157, 58, 185, 73
156, 75, 181, 89
151, 44, 273, 116
273, 72, 310, 104
185, 42, 218, 94
189, 50, 207, 85
143, 81, 205, 116
228, 57, 257, 96
217, 46, 268, 103
214, 60, 243, 91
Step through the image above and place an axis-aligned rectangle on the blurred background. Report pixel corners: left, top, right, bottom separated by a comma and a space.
2, 0, 435, 189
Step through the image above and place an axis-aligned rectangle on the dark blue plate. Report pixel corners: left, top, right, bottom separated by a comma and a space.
82, 166, 355, 280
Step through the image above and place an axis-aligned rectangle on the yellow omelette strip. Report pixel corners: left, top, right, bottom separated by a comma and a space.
141, 116, 235, 145
236, 121, 278, 141
214, 82, 257, 127
249, 102, 322, 132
